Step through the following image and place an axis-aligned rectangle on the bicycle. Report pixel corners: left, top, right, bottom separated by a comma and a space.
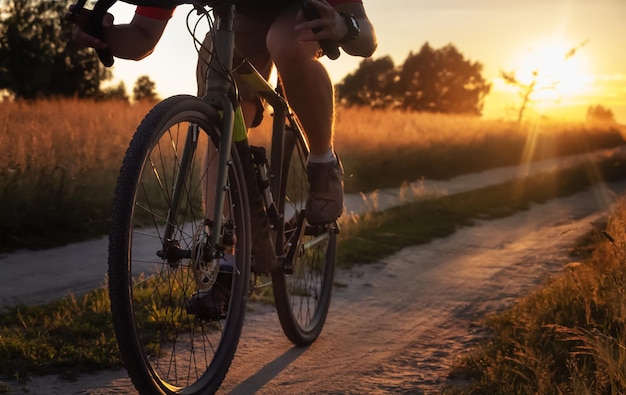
70, 0, 340, 393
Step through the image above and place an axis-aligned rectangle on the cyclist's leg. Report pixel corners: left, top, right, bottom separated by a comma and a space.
266, 5, 344, 225
266, 5, 334, 156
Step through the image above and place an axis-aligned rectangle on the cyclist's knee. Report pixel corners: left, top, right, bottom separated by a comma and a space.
268, 34, 317, 65
267, 13, 318, 68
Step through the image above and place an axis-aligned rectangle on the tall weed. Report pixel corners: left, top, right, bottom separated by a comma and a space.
0, 99, 152, 251
448, 199, 626, 394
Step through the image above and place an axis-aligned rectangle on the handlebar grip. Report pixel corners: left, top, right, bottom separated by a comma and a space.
301, 0, 340, 60
91, 0, 116, 67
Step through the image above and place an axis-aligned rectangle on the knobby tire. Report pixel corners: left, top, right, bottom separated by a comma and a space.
271, 127, 337, 346
108, 95, 251, 395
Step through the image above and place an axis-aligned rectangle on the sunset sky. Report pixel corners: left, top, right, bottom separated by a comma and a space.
107, 0, 626, 123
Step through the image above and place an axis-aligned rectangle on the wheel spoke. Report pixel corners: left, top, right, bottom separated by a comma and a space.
271, 128, 337, 346
108, 96, 249, 394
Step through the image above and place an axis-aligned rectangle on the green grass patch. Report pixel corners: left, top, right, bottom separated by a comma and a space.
337, 152, 626, 268
0, 290, 120, 381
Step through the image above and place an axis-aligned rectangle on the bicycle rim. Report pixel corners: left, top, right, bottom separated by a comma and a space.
271, 128, 337, 346
108, 95, 250, 395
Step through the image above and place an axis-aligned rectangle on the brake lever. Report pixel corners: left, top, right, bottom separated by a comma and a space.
90, 0, 116, 67
68, 0, 115, 67
301, 0, 340, 60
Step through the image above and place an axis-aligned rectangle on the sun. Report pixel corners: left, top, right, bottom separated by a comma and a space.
513, 39, 592, 102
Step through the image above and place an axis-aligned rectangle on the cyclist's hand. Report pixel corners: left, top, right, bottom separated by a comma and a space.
295, 0, 348, 44
65, 4, 114, 50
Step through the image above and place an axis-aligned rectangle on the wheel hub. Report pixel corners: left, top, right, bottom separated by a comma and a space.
191, 225, 220, 291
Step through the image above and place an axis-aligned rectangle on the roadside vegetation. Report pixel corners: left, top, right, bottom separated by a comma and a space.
1, 99, 624, 253
1, 99, 626, 387
445, 198, 626, 394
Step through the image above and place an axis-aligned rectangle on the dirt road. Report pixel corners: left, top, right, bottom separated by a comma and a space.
8, 180, 625, 395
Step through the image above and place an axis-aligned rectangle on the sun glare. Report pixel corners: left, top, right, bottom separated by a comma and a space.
513, 39, 592, 102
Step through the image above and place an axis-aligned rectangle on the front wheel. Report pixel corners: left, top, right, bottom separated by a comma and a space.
108, 95, 251, 394
271, 128, 337, 346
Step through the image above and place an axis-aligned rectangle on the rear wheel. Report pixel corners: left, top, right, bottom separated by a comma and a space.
271, 127, 337, 346
108, 95, 251, 394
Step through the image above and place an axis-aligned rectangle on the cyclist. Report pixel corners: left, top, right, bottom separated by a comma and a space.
68, 0, 377, 226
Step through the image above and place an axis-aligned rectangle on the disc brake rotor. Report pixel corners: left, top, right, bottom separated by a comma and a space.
191, 225, 220, 291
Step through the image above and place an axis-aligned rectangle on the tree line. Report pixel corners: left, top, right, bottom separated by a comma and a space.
336, 43, 491, 115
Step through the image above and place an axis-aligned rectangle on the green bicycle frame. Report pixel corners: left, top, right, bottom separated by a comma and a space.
165, 3, 310, 269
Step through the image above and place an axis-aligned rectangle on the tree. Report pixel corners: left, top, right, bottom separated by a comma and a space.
0, 0, 111, 99
398, 43, 491, 115
336, 43, 491, 116
133, 75, 159, 102
586, 105, 615, 124
397, 44, 437, 112
500, 69, 537, 124
335, 56, 398, 109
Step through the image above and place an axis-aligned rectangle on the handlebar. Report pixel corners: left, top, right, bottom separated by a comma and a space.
69, 0, 115, 66
68, 0, 190, 67
90, 0, 116, 66
69, 0, 341, 67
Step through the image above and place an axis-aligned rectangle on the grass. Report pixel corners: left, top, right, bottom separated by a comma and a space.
1, 146, 625, 382
2, 99, 626, 385
444, 201, 626, 394
1, 99, 624, 253
335, 109, 625, 193
0, 99, 152, 252
0, 289, 120, 381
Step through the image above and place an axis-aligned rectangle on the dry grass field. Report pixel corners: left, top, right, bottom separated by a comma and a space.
0, 99, 152, 250
255, 106, 625, 191
0, 99, 624, 252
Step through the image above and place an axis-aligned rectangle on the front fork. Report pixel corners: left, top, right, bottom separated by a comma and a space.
162, 123, 201, 244
160, 102, 241, 287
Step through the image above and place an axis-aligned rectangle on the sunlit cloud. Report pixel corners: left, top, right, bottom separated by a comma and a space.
593, 73, 626, 83
582, 73, 626, 104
